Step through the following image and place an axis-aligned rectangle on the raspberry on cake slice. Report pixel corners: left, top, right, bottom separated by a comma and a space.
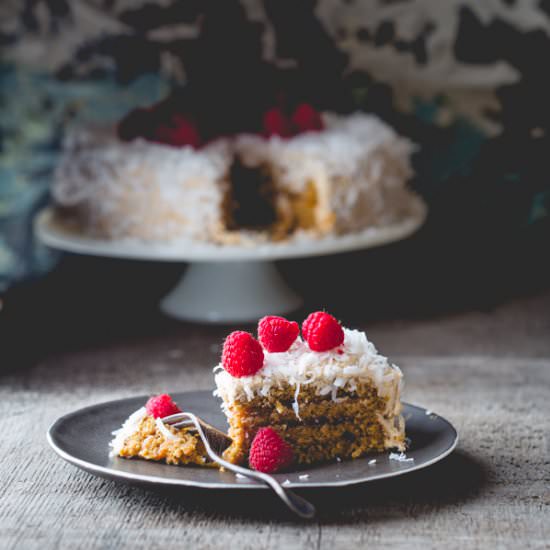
110, 394, 210, 466
214, 312, 406, 466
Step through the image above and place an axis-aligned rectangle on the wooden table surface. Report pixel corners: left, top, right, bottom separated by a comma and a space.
1, 287, 549, 549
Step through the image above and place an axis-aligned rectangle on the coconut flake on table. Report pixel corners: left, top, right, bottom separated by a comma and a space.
368, 459, 377, 466
299, 474, 310, 480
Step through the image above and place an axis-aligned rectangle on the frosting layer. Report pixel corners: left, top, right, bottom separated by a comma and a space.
214, 328, 403, 410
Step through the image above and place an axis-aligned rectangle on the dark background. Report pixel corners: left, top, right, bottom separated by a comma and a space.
1, 0, 549, 370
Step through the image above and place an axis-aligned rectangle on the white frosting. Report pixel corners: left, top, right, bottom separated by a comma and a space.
214, 328, 403, 414
53, 129, 230, 241
109, 406, 147, 456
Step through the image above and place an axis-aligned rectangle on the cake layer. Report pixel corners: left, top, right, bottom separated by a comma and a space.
224, 384, 385, 426
223, 391, 405, 465
225, 419, 396, 465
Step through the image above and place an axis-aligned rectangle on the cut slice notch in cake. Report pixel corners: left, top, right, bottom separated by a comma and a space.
214, 312, 405, 468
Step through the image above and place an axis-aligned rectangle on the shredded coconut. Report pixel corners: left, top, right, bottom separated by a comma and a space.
368, 459, 377, 465
389, 452, 414, 463
292, 383, 301, 420
298, 474, 310, 480
214, 329, 403, 407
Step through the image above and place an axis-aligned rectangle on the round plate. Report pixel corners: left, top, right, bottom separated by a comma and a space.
35, 199, 426, 263
47, 390, 458, 490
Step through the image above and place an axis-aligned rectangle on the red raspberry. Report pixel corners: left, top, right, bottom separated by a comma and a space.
302, 311, 344, 352
249, 427, 294, 473
153, 114, 201, 148
291, 103, 324, 133
222, 331, 264, 377
258, 315, 299, 353
145, 394, 181, 418
262, 107, 293, 138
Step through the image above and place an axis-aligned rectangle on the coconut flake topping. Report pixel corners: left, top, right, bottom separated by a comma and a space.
214, 328, 402, 408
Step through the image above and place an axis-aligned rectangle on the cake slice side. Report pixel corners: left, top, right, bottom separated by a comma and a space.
215, 327, 405, 466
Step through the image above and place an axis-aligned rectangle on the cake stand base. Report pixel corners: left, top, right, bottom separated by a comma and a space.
160, 261, 303, 324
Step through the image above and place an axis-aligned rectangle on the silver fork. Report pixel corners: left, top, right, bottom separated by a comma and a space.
161, 412, 316, 519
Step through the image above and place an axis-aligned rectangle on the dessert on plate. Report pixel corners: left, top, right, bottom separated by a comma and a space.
52, 101, 423, 245
215, 312, 405, 468
110, 394, 210, 466
110, 311, 405, 473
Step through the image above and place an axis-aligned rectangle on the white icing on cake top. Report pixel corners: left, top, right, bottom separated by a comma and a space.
213, 328, 403, 411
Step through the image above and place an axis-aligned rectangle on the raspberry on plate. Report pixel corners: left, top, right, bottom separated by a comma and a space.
145, 394, 181, 419
258, 315, 299, 353
302, 311, 344, 352
222, 331, 264, 377
249, 427, 294, 473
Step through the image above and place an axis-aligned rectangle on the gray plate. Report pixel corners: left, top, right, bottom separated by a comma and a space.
47, 390, 458, 490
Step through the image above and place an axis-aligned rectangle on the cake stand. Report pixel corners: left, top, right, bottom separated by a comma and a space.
35, 198, 427, 323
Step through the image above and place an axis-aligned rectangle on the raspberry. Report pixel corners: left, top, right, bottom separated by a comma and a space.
145, 394, 181, 418
262, 107, 293, 138
249, 427, 294, 473
152, 114, 201, 148
222, 331, 264, 377
302, 311, 344, 352
258, 315, 299, 353
291, 103, 324, 133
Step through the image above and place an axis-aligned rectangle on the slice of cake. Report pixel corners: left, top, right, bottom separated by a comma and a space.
110, 394, 210, 466
214, 312, 405, 468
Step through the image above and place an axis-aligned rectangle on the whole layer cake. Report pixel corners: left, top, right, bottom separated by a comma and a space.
52, 108, 422, 244
214, 313, 405, 466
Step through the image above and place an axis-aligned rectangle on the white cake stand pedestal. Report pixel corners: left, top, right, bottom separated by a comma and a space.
35, 199, 426, 323
160, 261, 302, 323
